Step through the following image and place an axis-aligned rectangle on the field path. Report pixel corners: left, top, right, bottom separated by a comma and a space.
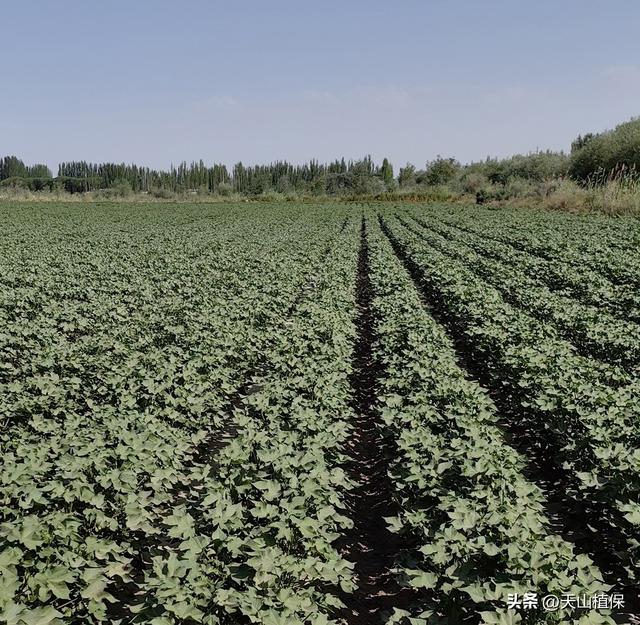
338, 217, 415, 625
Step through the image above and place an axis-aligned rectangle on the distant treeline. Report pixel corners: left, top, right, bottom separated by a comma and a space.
2, 155, 398, 196
2, 117, 639, 196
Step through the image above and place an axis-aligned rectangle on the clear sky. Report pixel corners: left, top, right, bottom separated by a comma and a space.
2, 0, 639, 172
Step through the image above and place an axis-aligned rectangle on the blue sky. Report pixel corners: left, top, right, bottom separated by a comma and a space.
2, 0, 639, 171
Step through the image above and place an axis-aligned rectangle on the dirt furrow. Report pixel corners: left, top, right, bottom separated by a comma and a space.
337, 217, 414, 625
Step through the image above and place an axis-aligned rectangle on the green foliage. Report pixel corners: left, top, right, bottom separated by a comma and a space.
2, 115, 640, 205
461, 152, 569, 186
398, 163, 416, 188
0, 203, 358, 623
28, 164, 53, 179
1, 200, 638, 624
384, 206, 640, 597
569, 118, 640, 181
0, 156, 52, 181
421, 156, 460, 186
404, 213, 640, 368
379, 157, 395, 189
0, 177, 56, 192
107, 178, 132, 197
0, 176, 29, 189
571, 132, 596, 152
149, 186, 176, 199
216, 181, 233, 196
367, 215, 614, 623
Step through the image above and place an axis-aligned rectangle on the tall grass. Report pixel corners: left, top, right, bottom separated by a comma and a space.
579, 165, 640, 215
492, 167, 640, 216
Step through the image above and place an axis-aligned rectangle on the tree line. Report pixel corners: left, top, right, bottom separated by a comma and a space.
1, 154, 398, 195
2, 117, 639, 196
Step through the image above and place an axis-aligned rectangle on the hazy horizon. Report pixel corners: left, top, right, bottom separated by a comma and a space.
3, 0, 640, 172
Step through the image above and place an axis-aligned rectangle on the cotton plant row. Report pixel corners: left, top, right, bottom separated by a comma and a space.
382, 216, 640, 578
399, 213, 640, 371
407, 203, 640, 292
405, 207, 640, 324
364, 219, 613, 625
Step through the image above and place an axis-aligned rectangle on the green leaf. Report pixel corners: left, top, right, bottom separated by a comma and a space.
19, 606, 63, 625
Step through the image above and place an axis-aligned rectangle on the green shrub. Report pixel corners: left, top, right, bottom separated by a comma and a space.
570, 117, 640, 181
150, 187, 176, 199
216, 181, 233, 196
421, 157, 460, 186
106, 179, 133, 198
